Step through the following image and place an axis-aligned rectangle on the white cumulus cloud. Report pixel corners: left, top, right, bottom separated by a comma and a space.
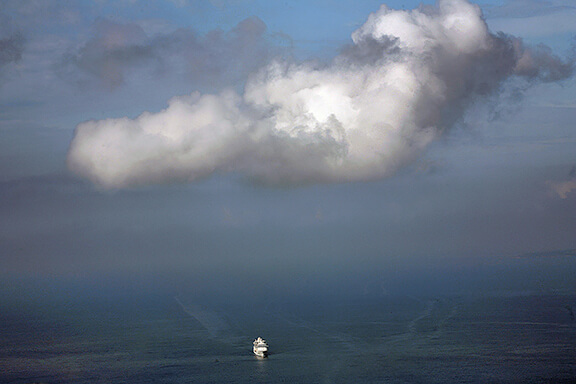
67, 0, 574, 189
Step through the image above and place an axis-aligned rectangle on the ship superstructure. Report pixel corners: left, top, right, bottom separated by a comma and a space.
253, 337, 268, 357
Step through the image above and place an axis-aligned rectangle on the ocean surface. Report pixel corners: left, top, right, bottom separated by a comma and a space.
1, 284, 575, 383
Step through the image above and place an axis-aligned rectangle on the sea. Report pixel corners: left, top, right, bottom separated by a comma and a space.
1, 278, 575, 383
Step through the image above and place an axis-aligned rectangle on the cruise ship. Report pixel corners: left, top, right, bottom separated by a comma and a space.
253, 337, 268, 357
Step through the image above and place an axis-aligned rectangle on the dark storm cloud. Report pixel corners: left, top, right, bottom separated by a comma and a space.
60, 16, 281, 89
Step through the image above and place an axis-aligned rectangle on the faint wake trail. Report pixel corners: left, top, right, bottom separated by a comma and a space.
174, 297, 231, 338
407, 299, 436, 335
385, 298, 459, 347
266, 309, 361, 353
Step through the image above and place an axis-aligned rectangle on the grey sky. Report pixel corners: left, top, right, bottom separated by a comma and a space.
0, 0, 575, 297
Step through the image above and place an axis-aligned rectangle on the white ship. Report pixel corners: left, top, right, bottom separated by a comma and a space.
253, 337, 268, 358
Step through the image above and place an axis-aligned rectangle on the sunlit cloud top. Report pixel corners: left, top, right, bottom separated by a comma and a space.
66, 0, 573, 189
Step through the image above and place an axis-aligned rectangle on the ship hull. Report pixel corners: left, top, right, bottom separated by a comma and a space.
253, 347, 268, 358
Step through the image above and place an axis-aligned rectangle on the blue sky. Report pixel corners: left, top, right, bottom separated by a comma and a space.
0, 0, 575, 296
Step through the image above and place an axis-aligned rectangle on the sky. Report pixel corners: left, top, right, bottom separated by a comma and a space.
1, 0, 575, 298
